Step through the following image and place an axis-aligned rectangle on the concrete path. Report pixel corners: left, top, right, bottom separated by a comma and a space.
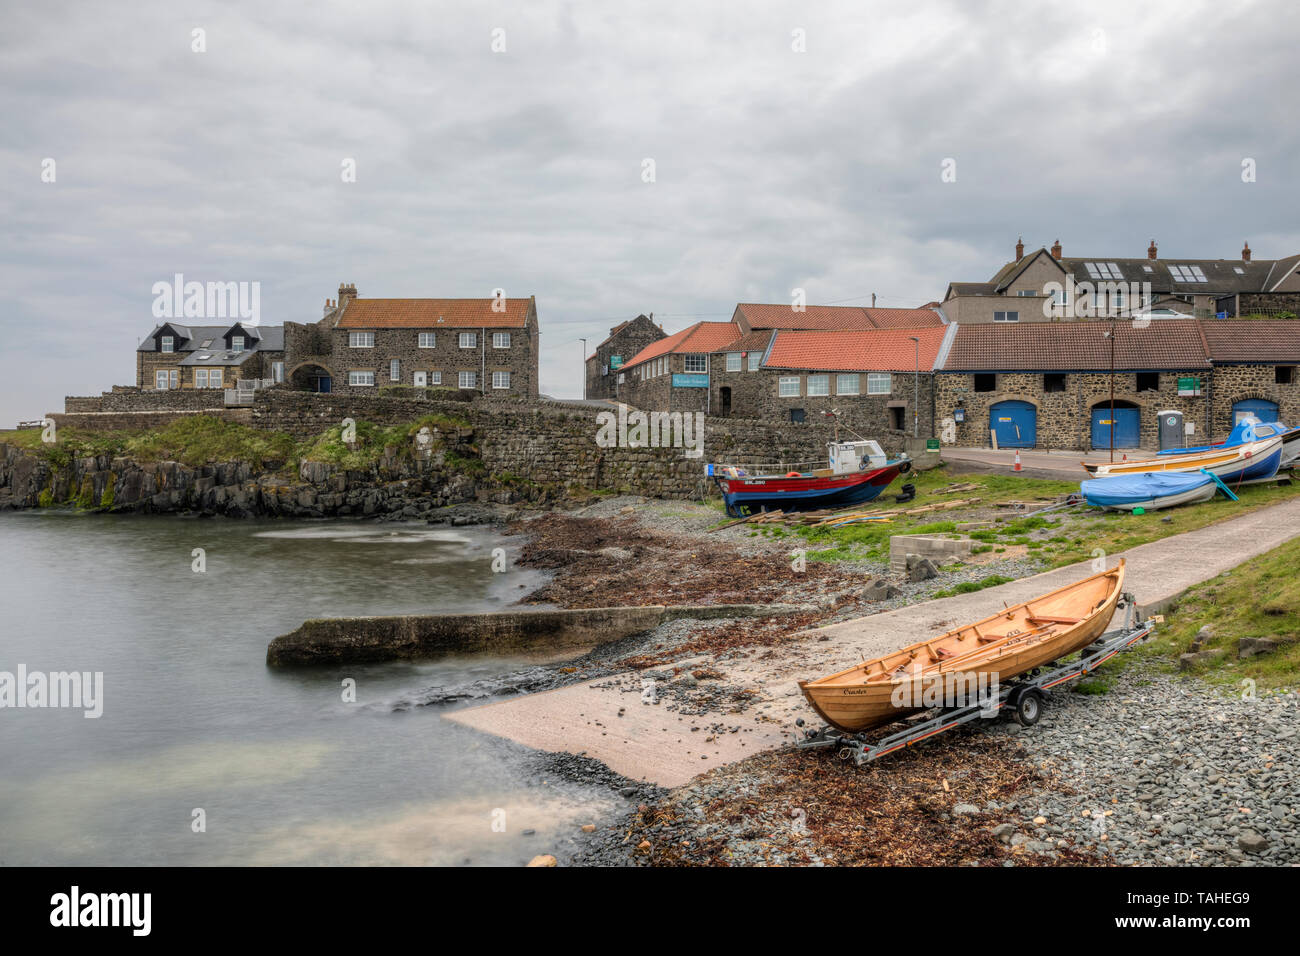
446, 496, 1300, 787
943, 446, 1114, 480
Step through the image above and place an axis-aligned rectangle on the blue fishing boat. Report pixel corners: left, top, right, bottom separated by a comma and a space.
1080, 471, 1218, 511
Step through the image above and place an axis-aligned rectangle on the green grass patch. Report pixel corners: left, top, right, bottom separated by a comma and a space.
1131, 536, 1300, 690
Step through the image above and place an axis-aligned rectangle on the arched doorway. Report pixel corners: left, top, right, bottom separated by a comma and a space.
290, 363, 334, 393
1233, 398, 1279, 424
1090, 400, 1140, 449
989, 400, 1036, 448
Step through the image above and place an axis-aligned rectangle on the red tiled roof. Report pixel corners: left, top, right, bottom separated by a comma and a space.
623, 321, 741, 370
1200, 319, 1300, 363
765, 327, 947, 372
863, 307, 945, 329
734, 303, 942, 332
336, 298, 531, 328
712, 329, 775, 354
940, 321, 1211, 371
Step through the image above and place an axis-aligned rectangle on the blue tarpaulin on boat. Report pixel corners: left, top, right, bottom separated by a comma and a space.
1080, 471, 1214, 507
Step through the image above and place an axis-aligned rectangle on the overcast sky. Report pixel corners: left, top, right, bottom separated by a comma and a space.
2, 0, 1298, 424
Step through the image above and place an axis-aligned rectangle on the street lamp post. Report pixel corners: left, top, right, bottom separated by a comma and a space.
909, 336, 920, 439
579, 338, 587, 401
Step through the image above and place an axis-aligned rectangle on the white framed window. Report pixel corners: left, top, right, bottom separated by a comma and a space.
431, 371, 442, 385
726, 352, 741, 372
684, 354, 707, 373
390, 359, 401, 381
993, 311, 1019, 322
867, 372, 891, 395
348, 371, 375, 386
459, 371, 477, 389
493, 332, 511, 349
748, 352, 761, 371
195, 369, 206, 388
160, 335, 174, 353
836, 373, 860, 395
349, 332, 374, 348
1052, 289, 1070, 308
155, 370, 171, 389
231, 335, 245, 352
806, 374, 830, 396
459, 332, 477, 349
778, 376, 801, 397
492, 370, 511, 389
272, 361, 284, 383
418, 332, 436, 348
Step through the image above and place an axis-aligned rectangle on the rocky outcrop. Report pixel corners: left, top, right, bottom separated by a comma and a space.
0, 438, 506, 518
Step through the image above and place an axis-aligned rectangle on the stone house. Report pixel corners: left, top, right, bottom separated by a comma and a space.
709, 326, 948, 441
584, 314, 666, 400
1202, 320, 1300, 430
941, 239, 1300, 324
283, 284, 539, 397
137, 321, 285, 391
618, 320, 741, 413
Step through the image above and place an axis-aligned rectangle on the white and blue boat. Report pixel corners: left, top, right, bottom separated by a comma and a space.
1157, 417, 1300, 468
1080, 471, 1219, 512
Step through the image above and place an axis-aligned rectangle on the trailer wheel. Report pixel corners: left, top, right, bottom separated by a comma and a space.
1012, 690, 1043, 727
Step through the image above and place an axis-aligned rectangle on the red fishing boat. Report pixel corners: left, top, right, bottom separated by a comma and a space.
708, 438, 911, 518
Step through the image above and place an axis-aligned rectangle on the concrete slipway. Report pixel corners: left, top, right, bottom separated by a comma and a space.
446, 496, 1300, 787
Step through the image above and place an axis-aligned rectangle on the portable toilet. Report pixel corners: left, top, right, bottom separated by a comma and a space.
1157, 410, 1185, 451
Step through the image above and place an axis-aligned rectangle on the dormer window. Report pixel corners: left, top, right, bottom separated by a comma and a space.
231, 335, 245, 352
161, 335, 174, 353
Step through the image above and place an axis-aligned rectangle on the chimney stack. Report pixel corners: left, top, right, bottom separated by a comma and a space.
338, 282, 358, 303
1050, 239, 1062, 259
1147, 239, 1158, 260
323, 298, 333, 316
1242, 241, 1252, 262
1015, 237, 1024, 260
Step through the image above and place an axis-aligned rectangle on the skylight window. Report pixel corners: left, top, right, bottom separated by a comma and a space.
1234, 267, 1245, 275
1084, 262, 1124, 280
1169, 264, 1207, 282
1142, 265, 1154, 273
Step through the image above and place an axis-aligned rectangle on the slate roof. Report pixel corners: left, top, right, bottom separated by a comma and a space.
764, 327, 947, 372
138, 324, 284, 352
335, 298, 531, 329
939, 321, 1212, 371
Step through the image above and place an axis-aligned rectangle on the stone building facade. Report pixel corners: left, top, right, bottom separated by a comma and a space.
136, 321, 285, 391
284, 285, 539, 398
585, 314, 665, 400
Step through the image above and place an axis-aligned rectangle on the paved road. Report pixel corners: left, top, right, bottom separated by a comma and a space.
941, 445, 1137, 480
446, 496, 1300, 787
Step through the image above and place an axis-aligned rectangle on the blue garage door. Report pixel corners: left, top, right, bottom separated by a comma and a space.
989, 400, 1036, 448
1091, 404, 1140, 449
1233, 398, 1278, 424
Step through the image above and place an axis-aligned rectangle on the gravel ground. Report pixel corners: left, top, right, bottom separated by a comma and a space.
983, 664, 1300, 866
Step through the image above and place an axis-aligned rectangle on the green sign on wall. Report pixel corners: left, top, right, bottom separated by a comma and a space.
1177, 377, 1202, 395
609, 355, 623, 369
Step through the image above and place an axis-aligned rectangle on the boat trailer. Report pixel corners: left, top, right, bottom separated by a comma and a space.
795, 593, 1159, 766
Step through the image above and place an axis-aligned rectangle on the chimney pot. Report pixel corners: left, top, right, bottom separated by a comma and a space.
1148, 239, 1158, 260
1242, 241, 1251, 262
1051, 239, 1062, 259
1015, 237, 1024, 260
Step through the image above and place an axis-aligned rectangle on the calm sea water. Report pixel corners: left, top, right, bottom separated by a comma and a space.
0, 512, 612, 866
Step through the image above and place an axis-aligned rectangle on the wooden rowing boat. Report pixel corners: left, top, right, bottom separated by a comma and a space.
798, 560, 1126, 733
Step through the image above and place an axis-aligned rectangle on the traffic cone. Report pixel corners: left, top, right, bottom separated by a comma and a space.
1013, 450, 1022, 472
